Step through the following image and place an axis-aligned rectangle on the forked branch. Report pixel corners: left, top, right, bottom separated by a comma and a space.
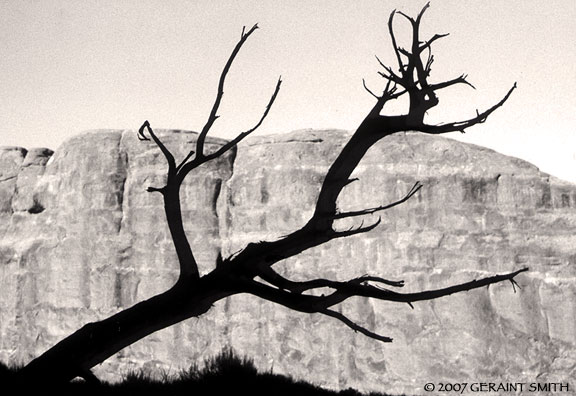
243, 268, 528, 342
137, 24, 281, 282
140, 24, 281, 187
175, 31, 281, 181
195, 24, 259, 159
200, 77, 282, 162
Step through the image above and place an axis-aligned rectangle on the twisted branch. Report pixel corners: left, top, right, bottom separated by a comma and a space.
416, 83, 517, 134
243, 268, 529, 342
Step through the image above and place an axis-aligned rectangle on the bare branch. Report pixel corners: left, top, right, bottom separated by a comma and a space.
176, 150, 195, 172
137, 121, 200, 282
138, 121, 176, 173
360, 275, 405, 288
375, 56, 404, 85
344, 178, 359, 187
137, 129, 150, 141
363, 75, 406, 118
365, 83, 407, 119
242, 279, 393, 342
259, 266, 528, 309
146, 186, 165, 194
364, 76, 407, 119
387, 11, 405, 74
176, 57, 281, 181
383, 79, 397, 97
203, 77, 282, 162
244, 268, 528, 343
415, 83, 517, 134
241, 278, 327, 313
396, 10, 415, 24
510, 278, 522, 293
428, 74, 476, 92
419, 33, 450, 53
377, 70, 403, 87
392, 268, 529, 302
318, 275, 404, 291
332, 217, 382, 239
388, 88, 408, 101
324, 268, 530, 306
322, 309, 393, 342
362, 78, 380, 99
334, 182, 422, 219
398, 47, 411, 58
415, 2, 431, 25
196, 24, 259, 158
255, 266, 405, 295
424, 50, 434, 76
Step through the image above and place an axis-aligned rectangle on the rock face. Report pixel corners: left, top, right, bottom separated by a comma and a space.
1, 129, 575, 394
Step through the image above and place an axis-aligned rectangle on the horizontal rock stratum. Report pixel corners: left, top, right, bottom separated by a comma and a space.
1, 129, 575, 394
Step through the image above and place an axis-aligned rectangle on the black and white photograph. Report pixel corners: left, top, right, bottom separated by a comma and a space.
0, 1, 574, 394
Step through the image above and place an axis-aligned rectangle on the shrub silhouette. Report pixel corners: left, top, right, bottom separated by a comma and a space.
2, 350, 402, 395
182, 347, 258, 381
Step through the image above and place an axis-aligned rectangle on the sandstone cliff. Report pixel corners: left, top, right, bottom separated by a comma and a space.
0, 129, 574, 394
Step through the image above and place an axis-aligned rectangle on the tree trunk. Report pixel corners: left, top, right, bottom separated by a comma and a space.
17, 274, 235, 384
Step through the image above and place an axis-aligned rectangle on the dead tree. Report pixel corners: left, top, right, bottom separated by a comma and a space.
18, 4, 525, 384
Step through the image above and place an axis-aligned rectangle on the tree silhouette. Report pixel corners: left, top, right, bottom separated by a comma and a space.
18, 3, 525, 385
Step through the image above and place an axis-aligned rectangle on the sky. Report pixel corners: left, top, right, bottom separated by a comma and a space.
1, 0, 575, 182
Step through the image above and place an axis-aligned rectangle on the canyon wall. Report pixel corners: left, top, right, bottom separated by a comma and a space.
0, 129, 574, 394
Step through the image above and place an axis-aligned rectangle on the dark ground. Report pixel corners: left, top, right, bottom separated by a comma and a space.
1, 349, 403, 396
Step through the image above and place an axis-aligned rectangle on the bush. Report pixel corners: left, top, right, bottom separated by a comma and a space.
2, 349, 402, 396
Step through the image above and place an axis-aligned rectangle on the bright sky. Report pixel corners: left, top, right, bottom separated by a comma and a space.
1, 1, 575, 182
